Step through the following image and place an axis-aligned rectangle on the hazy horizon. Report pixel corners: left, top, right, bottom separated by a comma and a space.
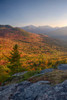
0, 24, 67, 28
20, 24, 67, 28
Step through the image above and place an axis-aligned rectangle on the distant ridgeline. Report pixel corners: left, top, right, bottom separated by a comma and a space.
0, 25, 13, 29
22, 25, 67, 41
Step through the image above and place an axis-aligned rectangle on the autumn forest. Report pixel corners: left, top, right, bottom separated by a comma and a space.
0, 25, 67, 83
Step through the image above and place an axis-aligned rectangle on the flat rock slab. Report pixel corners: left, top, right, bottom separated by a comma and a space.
1, 80, 67, 100
40, 68, 54, 74
12, 71, 28, 76
30, 68, 54, 78
58, 64, 67, 70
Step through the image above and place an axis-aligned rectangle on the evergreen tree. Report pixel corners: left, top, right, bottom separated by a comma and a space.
8, 44, 22, 73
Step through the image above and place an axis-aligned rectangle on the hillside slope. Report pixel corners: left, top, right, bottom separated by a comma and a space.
0, 25, 66, 55
47, 27, 67, 41
0, 25, 67, 65
0, 25, 67, 83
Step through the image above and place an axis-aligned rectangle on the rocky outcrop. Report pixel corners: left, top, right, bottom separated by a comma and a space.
30, 68, 54, 78
0, 81, 32, 100
0, 80, 67, 100
58, 64, 67, 70
40, 68, 54, 74
12, 71, 28, 76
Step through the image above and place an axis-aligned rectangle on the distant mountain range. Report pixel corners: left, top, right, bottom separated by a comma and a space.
21, 25, 67, 41
21, 25, 56, 33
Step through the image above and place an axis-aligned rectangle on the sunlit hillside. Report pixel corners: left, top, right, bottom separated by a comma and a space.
0, 25, 67, 83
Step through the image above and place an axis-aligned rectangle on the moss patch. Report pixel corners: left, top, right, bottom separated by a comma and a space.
4, 70, 40, 85
28, 70, 67, 84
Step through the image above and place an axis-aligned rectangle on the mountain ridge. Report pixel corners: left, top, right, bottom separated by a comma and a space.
21, 25, 67, 41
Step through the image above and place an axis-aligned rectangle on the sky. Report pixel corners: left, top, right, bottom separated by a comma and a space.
0, 0, 67, 27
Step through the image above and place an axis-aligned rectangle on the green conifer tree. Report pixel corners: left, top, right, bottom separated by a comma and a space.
8, 44, 22, 73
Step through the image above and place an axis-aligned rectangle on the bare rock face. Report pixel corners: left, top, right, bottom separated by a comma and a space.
58, 64, 67, 70
40, 68, 54, 74
0, 81, 31, 100
12, 71, 28, 77
0, 80, 67, 100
